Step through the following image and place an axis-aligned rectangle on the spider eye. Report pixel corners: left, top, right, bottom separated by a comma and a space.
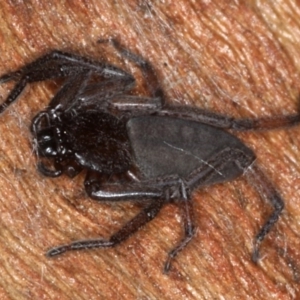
36, 128, 58, 157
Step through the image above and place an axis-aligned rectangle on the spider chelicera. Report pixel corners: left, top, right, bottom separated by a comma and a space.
0, 39, 299, 273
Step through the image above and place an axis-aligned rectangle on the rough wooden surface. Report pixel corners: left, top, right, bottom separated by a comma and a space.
0, 1, 300, 299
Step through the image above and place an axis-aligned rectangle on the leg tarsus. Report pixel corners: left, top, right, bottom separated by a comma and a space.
231, 114, 300, 131
252, 194, 284, 262
0, 70, 22, 84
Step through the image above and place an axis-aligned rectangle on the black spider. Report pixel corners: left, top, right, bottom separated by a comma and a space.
0, 39, 299, 273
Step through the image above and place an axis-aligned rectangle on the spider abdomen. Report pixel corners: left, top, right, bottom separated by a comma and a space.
127, 115, 254, 185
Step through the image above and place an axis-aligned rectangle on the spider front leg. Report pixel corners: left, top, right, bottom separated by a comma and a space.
0, 49, 134, 114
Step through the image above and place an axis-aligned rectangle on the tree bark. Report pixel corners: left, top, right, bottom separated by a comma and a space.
0, 1, 299, 299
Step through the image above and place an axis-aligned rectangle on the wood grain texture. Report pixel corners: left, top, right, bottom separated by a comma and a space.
0, 1, 299, 299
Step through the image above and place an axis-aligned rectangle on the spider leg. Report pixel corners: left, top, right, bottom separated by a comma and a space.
163, 180, 195, 273
231, 113, 300, 130
107, 95, 162, 114
2, 50, 131, 82
0, 50, 134, 114
0, 77, 28, 114
84, 170, 164, 201
157, 104, 300, 131
243, 163, 284, 262
46, 171, 186, 260
48, 71, 92, 110
101, 39, 299, 129
84, 172, 196, 273
68, 71, 162, 114
0, 70, 23, 84
46, 182, 165, 257
77, 78, 135, 103
100, 39, 165, 100
77, 82, 162, 114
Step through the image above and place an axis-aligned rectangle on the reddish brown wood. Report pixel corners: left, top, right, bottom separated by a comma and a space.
0, 1, 299, 299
